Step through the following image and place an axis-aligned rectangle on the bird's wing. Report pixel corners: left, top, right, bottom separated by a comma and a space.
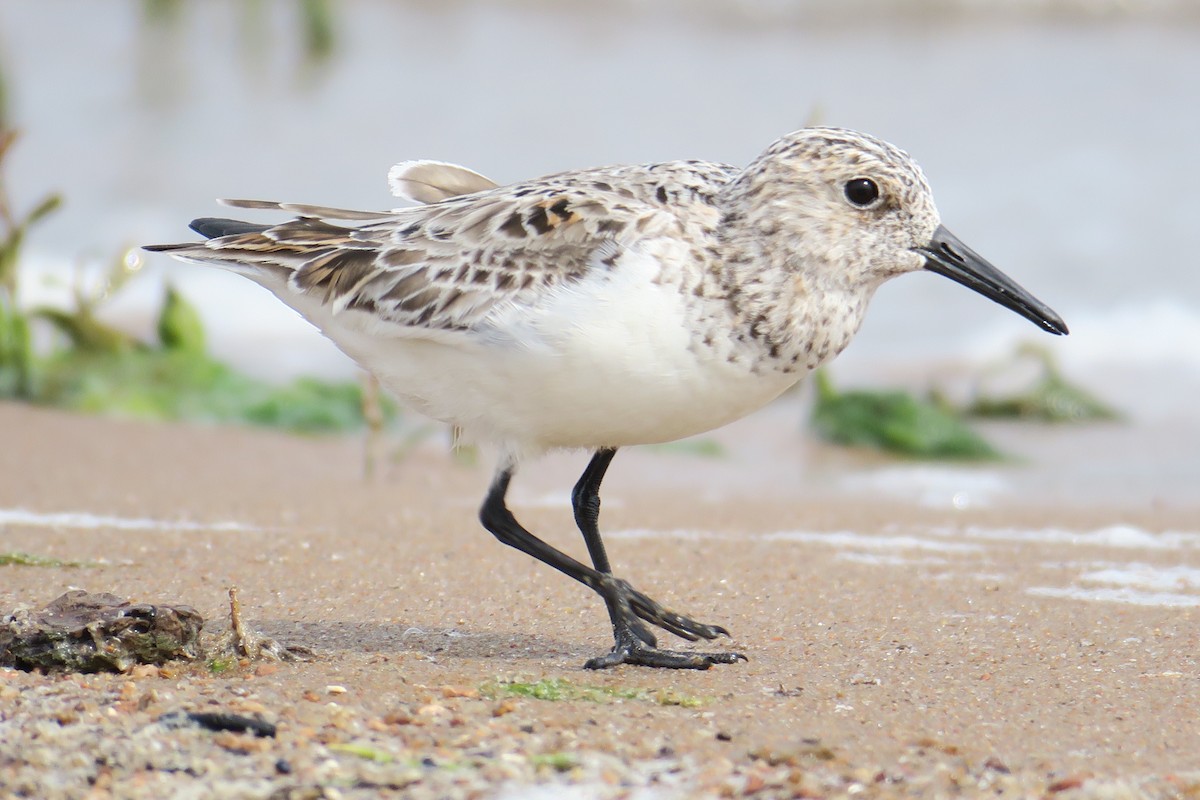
147, 161, 736, 334
387, 160, 499, 204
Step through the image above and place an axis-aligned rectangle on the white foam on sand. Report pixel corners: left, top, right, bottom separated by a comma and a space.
1077, 563, 1200, 592
609, 528, 981, 554
837, 467, 1009, 510
835, 552, 950, 567
1027, 586, 1200, 608
1028, 561, 1200, 608
762, 530, 982, 553
607, 529, 717, 542
947, 524, 1200, 550
615, 524, 1200, 557
0, 507, 255, 533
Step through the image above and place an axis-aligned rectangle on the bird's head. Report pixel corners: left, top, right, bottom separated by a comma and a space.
731, 127, 1067, 336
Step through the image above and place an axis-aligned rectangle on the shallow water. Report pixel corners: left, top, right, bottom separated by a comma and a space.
2, 1, 1198, 507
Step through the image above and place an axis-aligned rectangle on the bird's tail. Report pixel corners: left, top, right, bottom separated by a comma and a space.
142, 199, 401, 285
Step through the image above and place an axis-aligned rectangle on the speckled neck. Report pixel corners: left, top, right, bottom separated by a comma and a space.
703, 171, 875, 376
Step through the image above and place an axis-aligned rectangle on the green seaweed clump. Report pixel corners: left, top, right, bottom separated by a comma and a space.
35, 282, 393, 434
0, 130, 62, 399
965, 344, 1120, 423
810, 369, 1000, 460
206, 656, 235, 674
0, 551, 92, 568
328, 743, 396, 763
530, 753, 577, 772
481, 676, 705, 708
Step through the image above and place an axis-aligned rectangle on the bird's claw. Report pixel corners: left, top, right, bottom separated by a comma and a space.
583, 623, 746, 671
588, 574, 742, 669
596, 574, 728, 642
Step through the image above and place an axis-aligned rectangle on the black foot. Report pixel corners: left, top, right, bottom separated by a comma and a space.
584, 578, 747, 670
595, 574, 731, 642
584, 625, 747, 670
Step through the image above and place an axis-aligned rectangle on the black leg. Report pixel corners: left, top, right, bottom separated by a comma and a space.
571, 447, 618, 574
571, 449, 655, 647
569, 448, 746, 670
479, 457, 744, 669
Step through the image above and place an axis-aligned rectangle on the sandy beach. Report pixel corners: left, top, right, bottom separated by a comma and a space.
1, 400, 1197, 798
2, 1, 1199, 796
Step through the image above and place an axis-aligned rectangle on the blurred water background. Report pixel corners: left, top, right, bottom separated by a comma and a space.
2, 0, 1198, 509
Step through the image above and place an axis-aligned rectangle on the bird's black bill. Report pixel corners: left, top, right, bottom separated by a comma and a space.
917, 225, 1068, 336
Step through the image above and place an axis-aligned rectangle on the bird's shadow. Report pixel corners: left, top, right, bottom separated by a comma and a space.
248, 618, 586, 663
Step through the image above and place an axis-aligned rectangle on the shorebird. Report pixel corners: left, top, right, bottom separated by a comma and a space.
147, 127, 1067, 669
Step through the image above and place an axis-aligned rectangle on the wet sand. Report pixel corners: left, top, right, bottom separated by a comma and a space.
1, 401, 1197, 798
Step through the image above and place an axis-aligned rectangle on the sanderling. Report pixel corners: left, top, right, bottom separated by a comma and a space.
147, 127, 1067, 670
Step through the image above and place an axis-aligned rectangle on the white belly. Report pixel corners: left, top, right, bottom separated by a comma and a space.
252, 252, 799, 455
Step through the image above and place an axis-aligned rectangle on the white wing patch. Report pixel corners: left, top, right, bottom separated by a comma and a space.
388, 160, 499, 204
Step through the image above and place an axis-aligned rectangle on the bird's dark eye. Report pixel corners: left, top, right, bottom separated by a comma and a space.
844, 178, 880, 208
